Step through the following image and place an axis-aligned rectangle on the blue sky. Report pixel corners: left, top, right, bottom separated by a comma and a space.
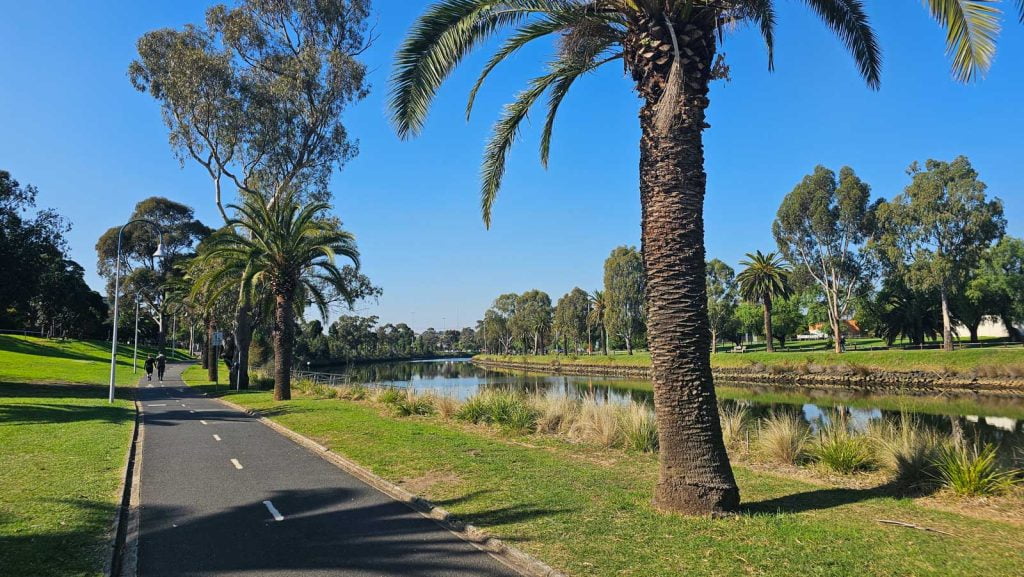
1, 1, 1021, 332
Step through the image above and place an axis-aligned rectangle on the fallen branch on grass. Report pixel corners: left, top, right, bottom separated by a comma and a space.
875, 519, 955, 536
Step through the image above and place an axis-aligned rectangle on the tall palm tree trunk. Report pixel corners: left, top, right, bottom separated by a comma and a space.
635, 27, 738, 514
763, 296, 774, 353
602, 326, 608, 356
273, 292, 295, 400
234, 302, 252, 389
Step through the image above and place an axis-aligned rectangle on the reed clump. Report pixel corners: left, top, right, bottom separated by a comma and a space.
755, 412, 810, 465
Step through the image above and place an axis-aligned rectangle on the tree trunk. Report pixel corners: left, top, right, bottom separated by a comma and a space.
234, 297, 253, 390
831, 301, 843, 354
968, 322, 979, 343
710, 328, 717, 354
602, 326, 609, 356
633, 24, 738, 514
762, 296, 774, 353
625, 335, 633, 355
206, 318, 217, 383
940, 287, 953, 352
272, 292, 294, 401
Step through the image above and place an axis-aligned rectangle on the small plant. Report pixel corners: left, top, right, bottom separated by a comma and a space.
375, 388, 404, 406
455, 394, 491, 423
619, 402, 658, 452
531, 394, 578, 434
392, 390, 436, 417
719, 404, 750, 450
434, 394, 461, 420
933, 443, 1018, 497
454, 391, 537, 433
348, 384, 369, 400
811, 426, 876, 474
755, 412, 810, 465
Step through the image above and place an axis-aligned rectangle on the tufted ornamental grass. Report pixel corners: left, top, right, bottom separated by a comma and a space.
530, 394, 579, 434
933, 443, 1020, 497
869, 414, 946, 488
570, 397, 622, 448
374, 387, 405, 405
455, 391, 538, 434
434, 394, 461, 420
755, 412, 811, 466
810, 424, 877, 474
391, 389, 436, 417
618, 402, 659, 452
719, 404, 751, 451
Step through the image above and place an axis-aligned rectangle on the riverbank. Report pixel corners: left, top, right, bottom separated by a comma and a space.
181, 367, 1023, 576
474, 349, 1024, 396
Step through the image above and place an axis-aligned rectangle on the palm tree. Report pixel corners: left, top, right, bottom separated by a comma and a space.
387, 1, 1019, 515
737, 251, 791, 353
588, 290, 609, 356
203, 192, 359, 401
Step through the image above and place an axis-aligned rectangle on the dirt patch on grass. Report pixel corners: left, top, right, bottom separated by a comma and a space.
916, 490, 1024, 526
399, 470, 463, 495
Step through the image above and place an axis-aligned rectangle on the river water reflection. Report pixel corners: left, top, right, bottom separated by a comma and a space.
320, 358, 1024, 447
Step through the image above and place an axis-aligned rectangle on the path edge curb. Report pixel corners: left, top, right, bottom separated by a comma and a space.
215, 395, 567, 577
104, 391, 143, 577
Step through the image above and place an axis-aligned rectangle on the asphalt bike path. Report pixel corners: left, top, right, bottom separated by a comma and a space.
136, 363, 520, 576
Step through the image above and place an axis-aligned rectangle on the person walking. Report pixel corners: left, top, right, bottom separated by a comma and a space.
144, 355, 155, 382
156, 353, 167, 382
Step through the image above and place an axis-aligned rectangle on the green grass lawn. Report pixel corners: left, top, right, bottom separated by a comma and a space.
183, 367, 1023, 576
0, 335, 189, 386
477, 344, 1024, 376
0, 382, 135, 577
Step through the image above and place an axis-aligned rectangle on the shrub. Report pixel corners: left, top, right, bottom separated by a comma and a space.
755, 412, 810, 465
348, 384, 369, 400
811, 426, 876, 474
870, 415, 945, 487
619, 402, 658, 452
933, 443, 1018, 497
571, 397, 621, 448
719, 404, 750, 451
455, 394, 491, 423
455, 391, 538, 433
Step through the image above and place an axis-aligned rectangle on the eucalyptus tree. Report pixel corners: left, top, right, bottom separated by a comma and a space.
588, 290, 609, 356
872, 157, 1005, 351
774, 166, 871, 353
203, 191, 360, 400
387, 0, 1021, 514
737, 251, 791, 353
553, 287, 591, 353
512, 290, 554, 354
130, 0, 371, 386
604, 246, 645, 355
96, 197, 210, 348
706, 258, 738, 353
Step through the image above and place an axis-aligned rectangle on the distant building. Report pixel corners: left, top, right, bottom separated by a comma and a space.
808, 320, 865, 338
952, 316, 1021, 339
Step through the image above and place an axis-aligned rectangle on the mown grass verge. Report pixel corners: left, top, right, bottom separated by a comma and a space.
0, 382, 135, 576
0, 335, 188, 386
183, 367, 1024, 576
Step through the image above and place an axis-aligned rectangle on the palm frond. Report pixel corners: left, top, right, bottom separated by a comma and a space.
540, 51, 621, 167
803, 0, 882, 89
923, 0, 1001, 82
743, 0, 777, 71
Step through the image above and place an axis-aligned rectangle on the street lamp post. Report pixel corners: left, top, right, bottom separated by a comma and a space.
109, 219, 165, 403
133, 293, 140, 373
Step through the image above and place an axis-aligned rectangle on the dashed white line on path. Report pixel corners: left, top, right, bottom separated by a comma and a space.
213, 434, 222, 441
263, 500, 284, 521
231, 458, 243, 470
189, 410, 195, 413
146, 404, 167, 407
200, 420, 208, 425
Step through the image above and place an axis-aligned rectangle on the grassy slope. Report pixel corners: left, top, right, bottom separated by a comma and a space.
183, 367, 1023, 577
477, 345, 1024, 374
0, 335, 188, 386
0, 383, 135, 577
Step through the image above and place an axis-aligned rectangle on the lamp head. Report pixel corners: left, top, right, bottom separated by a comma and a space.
153, 243, 166, 259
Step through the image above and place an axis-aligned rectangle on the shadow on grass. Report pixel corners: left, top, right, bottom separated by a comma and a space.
0, 498, 119, 577
742, 481, 940, 515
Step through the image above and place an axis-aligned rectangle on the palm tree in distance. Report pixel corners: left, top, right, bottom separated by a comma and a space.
737, 251, 792, 353
203, 191, 360, 401
588, 290, 609, 356
387, 1, 1020, 515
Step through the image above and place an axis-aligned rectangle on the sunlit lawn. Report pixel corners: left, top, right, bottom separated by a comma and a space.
0, 335, 188, 386
0, 382, 134, 577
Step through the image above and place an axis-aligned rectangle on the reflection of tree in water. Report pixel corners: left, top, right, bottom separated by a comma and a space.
319, 360, 1023, 449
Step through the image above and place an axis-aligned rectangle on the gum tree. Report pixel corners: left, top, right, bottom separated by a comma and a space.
387, 0, 1021, 515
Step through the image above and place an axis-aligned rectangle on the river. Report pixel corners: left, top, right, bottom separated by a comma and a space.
316, 358, 1024, 447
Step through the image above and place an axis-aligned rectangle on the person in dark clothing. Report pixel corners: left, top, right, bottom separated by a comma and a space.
144, 355, 155, 381
156, 353, 167, 382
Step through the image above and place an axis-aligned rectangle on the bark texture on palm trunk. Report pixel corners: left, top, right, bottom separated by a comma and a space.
631, 20, 738, 514
234, 304, 252, 390
273, 292, 294, 400
763, 296, 774, 353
